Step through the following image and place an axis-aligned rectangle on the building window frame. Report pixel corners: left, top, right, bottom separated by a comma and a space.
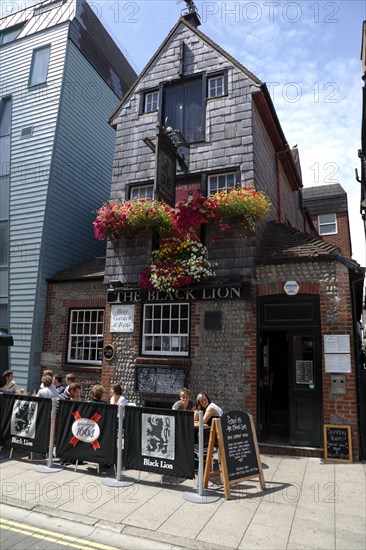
0, 23, 25, 45
139, 88, 159, 114
318, 213, 337, 235
208, 171, 237, 195
207, 70, 228, 99
67, 308, 104, 365
129, 183, 154, 200
142, 303, 190, 356
29, 45, 51, 87
162, 74, 206, 143
144, 90, 159, 113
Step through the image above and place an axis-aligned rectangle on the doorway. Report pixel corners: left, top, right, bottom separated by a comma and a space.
258, 296, 323, 448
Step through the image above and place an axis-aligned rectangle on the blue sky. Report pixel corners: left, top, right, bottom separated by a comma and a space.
95, 0, 365, 266
16, 0, 366, 266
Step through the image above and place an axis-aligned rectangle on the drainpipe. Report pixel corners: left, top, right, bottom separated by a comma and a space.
351, 274, 366, 459
276, 152, 282, 223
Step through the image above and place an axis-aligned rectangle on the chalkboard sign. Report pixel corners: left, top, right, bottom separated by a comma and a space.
135, 365, 187, 395
221, 410, 259, 481
323, 424, 352, 463
203, 411, 266, 499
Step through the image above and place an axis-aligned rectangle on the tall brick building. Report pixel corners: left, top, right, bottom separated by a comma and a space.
43, 14, 365, 459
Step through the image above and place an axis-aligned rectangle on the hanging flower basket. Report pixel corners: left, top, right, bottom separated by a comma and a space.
173, 186, 271, 234
93, 198, 174, 240
139, 237, 216, 292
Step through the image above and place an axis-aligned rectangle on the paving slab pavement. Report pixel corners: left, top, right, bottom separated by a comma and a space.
0, 449, 365, 550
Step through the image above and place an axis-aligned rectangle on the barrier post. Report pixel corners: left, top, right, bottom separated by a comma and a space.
102, 403, 135, 487
34, 398, 64, 473
183, 411, 220, 503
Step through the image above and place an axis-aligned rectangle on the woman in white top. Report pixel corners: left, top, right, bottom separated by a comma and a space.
194, 392, 223, 425
109, 383, 127, 407
0, 370, 17, 393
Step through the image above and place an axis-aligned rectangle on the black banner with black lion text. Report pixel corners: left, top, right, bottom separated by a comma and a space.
123, 407, 195, 479
56, 400, 117, 465
0, 393, 52, 454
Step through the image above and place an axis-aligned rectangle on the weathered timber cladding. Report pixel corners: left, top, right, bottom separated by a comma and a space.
205, 226, 256, 278
110, 23, 259, 197
104, 232, 152, 284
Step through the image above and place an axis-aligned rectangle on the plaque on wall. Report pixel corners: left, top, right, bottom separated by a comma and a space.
103, 344, 115, 361
110, 305, 135, 333
324, 335, 350, 354
324, 353, 351, 373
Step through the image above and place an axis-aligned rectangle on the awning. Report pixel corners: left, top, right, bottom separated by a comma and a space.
0, 332, 14, 346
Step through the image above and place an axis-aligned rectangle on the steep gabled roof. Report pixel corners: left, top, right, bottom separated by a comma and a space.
109, 16, 262, 125
256, 221, 361, 269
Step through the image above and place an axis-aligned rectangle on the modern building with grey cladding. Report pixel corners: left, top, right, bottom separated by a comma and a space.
0, 0, 136, 389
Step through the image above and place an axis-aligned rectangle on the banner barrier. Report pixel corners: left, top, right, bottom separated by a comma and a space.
102, 404, 136, 488
0, 397, 219, 501
56, 400, 118, 466
183, 411, 220, 504
34, 398, 64, 473
123, 406, 195, 479
0, 393, 52, 455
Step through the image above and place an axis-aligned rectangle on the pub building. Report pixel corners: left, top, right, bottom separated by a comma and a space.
43, 10, 365, 459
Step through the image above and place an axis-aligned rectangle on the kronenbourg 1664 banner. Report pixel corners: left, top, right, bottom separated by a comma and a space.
0, 394, 52, 454
56, 400, 117, 465
123, 407, 195, 478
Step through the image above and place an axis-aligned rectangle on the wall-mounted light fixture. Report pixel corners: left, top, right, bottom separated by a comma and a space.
110, 280, 123, 288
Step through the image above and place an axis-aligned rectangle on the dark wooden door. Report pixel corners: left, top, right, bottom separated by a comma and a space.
288, 331, 322, 447
259, 334, 270, 440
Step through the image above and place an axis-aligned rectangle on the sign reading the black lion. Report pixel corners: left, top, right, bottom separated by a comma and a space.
323, 424, 352, 463
221, 410, 259, 481
135, 365, 187, 395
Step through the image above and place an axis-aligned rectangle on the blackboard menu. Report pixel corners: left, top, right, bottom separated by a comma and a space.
323, 424, 352, 462
221, 410, 259, 481
135, 365, 187, 395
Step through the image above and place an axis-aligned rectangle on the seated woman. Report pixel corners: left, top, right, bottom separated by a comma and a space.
194, 392, 223, 425
89, 385, 107, 403
172, 387, 195, 411
0, 370, 18, 393
109, 383, 127, 407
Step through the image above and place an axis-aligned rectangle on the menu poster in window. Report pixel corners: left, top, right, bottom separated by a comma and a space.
110, 305, 134, 333
296, 361, 313, 384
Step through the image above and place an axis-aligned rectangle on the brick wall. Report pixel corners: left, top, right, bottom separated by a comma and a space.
311, 211, 352, 257
43, 279, 106, 397
256, 260, 360, 460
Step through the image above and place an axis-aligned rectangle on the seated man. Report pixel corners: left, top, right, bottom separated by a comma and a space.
172, 387, 195, 411
59, 382, 82, 401
37, 375, 59, 399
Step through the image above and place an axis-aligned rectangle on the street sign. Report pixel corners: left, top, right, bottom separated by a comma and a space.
154, 131, 177, 207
